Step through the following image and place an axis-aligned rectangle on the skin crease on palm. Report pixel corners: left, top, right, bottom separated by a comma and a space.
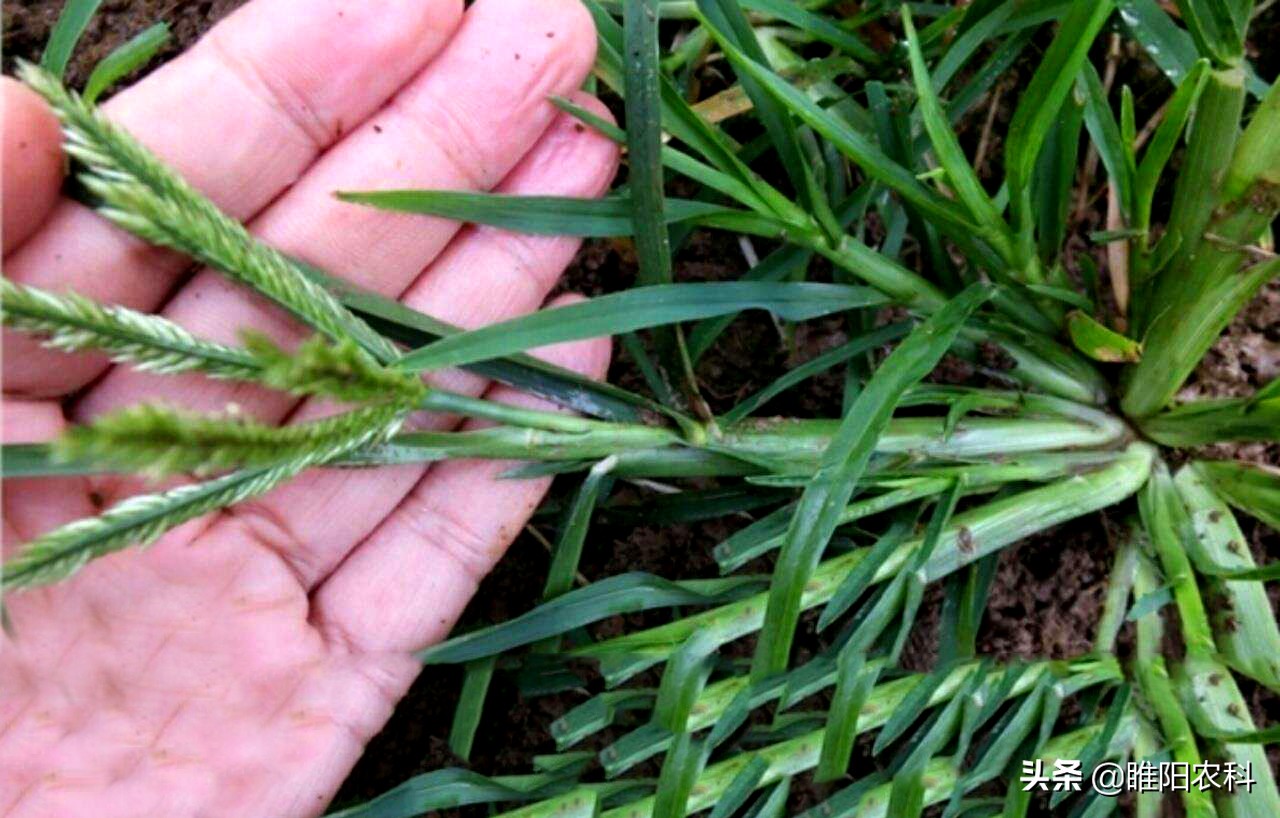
0, 0, 620, 814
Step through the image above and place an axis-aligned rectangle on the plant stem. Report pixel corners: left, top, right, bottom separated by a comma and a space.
1123, 72, 1280, 417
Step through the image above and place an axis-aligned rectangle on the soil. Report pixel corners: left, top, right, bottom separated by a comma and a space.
3, 1, 1277, 815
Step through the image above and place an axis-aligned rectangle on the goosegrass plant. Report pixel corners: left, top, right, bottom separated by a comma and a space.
2, 0, 1279, 816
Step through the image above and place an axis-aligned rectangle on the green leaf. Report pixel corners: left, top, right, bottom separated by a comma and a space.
709, 756, 770, 818
1117, 0, 1201, 84
550, 690, 654, 750
83, 22, 170, 104
874, 664, 954, 754
721, 322, 910, 425
395, 282, 887, 373
1031, 92, 1085, 262
624, 0, 674, 287
740, 0, 878, 63
417, 573, 765, 664
1005, 0, 1115, 241
697, 0, 828, 224
311, 267, 659, 422
902, 8, 1011, 254
653, 630, 719, 732
818, 514, 916, 631
1192, 460, 1280, 531
335, 190, 778, 238
584, 0, 794, 218
542, 460, 614, 602
713, 34, 976, 236
448, 656, 496, 762
1174, 464, 1280, 690
653, 733, 707, 818
742, 778, 790, 818
1066, 311, 1143, 363
1126, 586, 1174, 621
751, 285, 992, 680
1077, 62, 1135, 220
41, 0, 104, 80
322, 768, 569, 818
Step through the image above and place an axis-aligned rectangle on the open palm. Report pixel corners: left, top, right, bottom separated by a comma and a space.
0, 1, 615, 815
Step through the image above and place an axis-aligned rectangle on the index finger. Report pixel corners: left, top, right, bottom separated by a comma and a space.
2, 0, 463, 398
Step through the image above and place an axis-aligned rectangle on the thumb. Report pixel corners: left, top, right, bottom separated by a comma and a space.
2, 76, 64, 255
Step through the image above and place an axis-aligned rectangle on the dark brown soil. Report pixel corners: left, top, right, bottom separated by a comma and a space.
4, 1, 1277, 814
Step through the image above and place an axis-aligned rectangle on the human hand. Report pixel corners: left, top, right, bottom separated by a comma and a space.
0, 1, 616, 814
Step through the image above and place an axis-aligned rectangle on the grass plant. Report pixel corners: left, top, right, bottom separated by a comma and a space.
2, 0, 1278, 816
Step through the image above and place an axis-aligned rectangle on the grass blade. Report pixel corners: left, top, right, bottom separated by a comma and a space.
1191, 460, 1280, 530
902, 8, 1011, 255
322, 769, 570, 818
336, 190, 778, 238
624, 0, 674, 287
720, 322, 910, 425
83, 22, 170, 104
449, 656, 497, 762
1133, 59, 1211, 241
713, 36, 975, 236
1078, 62, 1135, 220
394, 282, 887, 373
1004, 0, 1115, 248
751, 284, 991, 680
697, 0, 831, 229
740, 0, 877, 63
41, 0, 104, 80
311, 268, 661, 423
417, 573, 765, 665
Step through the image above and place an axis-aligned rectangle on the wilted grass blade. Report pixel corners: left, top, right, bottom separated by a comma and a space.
395, 282, 888, 373
751, 285, 991, 680
83, 22, 170, 103
1066, 311, 1143, 363
41, 0, 104, 79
